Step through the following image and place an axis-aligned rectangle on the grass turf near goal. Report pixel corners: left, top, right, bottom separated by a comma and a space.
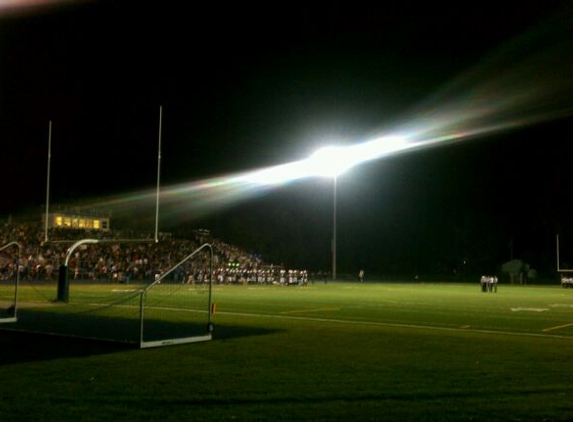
9, 281, 212, 346
10, 282, 144, 343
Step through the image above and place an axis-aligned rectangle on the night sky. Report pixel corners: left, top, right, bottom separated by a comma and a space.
1, 1, 573, 276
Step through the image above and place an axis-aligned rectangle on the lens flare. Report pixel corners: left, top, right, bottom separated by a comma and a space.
391, 8, 573, 150
83, 8, 573, 225
0, 0, 80, 16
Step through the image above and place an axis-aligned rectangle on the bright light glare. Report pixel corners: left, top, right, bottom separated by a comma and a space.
91, 134, 414, 222
84, 9, 573, 225
0, 0, 78, 15
308, 136, 410, 178
308, 146, 355, 178
237, 161, 313, 186
238, 135, 410, 185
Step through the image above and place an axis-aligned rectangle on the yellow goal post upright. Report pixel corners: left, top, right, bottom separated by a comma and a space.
24, 106, 215, 346
557, 234, 573, 287
43, 106, 165, 303
0, 241, 21, 324
556, 234, 573, 271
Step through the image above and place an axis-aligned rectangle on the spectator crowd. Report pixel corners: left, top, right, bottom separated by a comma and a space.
0, 220, 310, 286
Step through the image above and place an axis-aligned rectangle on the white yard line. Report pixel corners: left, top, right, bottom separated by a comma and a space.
280, 307, 340, 314
213, 310, 573, 340
543, 322, 573, 332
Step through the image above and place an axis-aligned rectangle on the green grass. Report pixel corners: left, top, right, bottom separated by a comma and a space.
1, 282, 573, 421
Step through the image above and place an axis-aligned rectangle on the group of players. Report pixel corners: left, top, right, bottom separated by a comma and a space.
188, 268, 309, 286
560, 275, 573, 288
480, 275, 498, 292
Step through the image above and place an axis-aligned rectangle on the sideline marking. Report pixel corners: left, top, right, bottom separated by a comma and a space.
214, 310, 573, 340
510, 307, 549, 312
543, 322, 573, 332
280, 307, 340, 314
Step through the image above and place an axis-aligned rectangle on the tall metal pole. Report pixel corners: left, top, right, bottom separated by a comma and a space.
44, 120, 52, 243
332, 176, 337, 281
155, 105, 162, 243
557, 234, 560, 271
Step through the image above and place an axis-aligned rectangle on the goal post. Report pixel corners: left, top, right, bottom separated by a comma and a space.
2, 107, 216, 346
556, 234, 573, 271
0, 241, 20, 324
556, 234, 573, 287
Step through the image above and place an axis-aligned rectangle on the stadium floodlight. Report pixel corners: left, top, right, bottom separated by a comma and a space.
308, 136, 409, 179
308, 136, 408, 281
238, 135, 410, 187
308, 146, 356, 178
307, 146, 352, 281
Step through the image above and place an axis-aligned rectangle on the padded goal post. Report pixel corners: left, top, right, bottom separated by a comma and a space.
0, 242, 20, 323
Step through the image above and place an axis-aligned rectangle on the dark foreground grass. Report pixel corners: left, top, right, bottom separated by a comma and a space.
1, 282, 573, 421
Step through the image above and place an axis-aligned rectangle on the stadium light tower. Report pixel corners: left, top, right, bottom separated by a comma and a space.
308, 146, 356, 281
308, 137, 409, 281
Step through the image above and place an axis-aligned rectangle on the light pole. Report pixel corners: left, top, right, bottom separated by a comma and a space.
332, 175, 337, 281
307, 138, 408, 282
308, 146, 353, 282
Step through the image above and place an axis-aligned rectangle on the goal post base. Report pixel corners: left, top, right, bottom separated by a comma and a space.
139, 333, 212, 349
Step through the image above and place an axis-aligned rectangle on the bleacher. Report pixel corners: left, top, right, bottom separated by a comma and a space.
0, 219, 310, 285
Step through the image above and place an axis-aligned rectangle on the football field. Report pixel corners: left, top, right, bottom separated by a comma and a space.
1, 281, 573, 421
